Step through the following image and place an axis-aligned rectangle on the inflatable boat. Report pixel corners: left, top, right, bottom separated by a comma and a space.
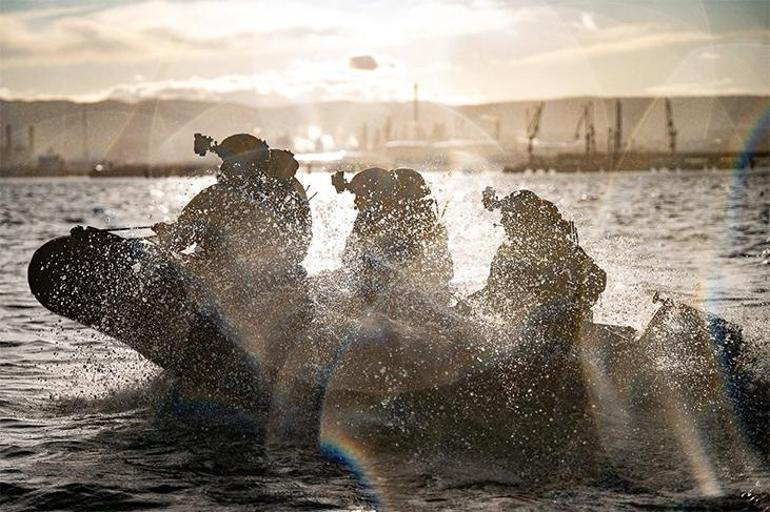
28, 228, 767, 481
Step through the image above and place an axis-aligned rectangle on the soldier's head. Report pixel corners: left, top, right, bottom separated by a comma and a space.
268, 149, 300, 180
488, 189, 572, 240
391, 168, 431, 205
216, 134, 270, 178
333, 167, 394, 213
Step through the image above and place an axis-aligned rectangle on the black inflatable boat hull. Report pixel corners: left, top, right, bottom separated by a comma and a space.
28, 231, 267, 408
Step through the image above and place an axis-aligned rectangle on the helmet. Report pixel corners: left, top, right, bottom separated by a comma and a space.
335, 167, 393, 197
268, 149, 300, 180
500, 189, 543, 213
498, 189, 573, 239
216, 134, 270, 165
333, 167, 394, 213
500, 189, 553, 222
392, 167, 430, 201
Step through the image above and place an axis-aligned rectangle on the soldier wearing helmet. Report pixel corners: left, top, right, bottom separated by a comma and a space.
332, 167, 453, 306
472, 188, 605, 331
152, 133, 311, 281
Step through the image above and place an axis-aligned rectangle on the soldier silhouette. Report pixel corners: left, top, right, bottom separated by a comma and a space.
332, 167, 453, 309
152, 134, 311, 281
472, 188, 605, 335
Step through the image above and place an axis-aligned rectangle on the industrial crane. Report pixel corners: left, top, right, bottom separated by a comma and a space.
607, 99, 623, 169
665, 98, 677, 155
526, 102, 544, 163
574, 102, 596, 156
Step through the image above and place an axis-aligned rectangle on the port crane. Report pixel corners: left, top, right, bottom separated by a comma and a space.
525, 102, 544, 163
607, 99, 623, 169
665, 98, 677, 155
574, 102, 596, 156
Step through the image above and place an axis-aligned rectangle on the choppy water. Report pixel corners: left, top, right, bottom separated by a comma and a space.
1, 169, 769, 511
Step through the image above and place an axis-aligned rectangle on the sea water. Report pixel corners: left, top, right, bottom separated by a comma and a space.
1, 169, 768, 510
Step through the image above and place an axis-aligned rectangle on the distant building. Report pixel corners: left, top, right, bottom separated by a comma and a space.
37, 151, 66, 173
0, 124, 34, 169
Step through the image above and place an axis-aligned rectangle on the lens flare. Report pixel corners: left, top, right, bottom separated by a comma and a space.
319, 424, 385, 511
695, 103, 770, 446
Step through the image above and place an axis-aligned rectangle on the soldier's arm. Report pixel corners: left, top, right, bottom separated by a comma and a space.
575, 246, 607, 306
153, 186, 218, 251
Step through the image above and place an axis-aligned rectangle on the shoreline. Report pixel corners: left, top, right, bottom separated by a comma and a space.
2, 165, 767, 179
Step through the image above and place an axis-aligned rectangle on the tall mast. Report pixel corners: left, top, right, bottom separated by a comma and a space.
610, 99, 623, 169
575, 102, 595, 156
82, 104, 89, 161
665, 98, 677, 155
526, 102, 544, 164
384, 116, 392, 142
614, 99, 622, 156
360, 122, 368, 151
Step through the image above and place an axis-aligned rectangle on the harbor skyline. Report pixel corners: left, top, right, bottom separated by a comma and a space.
2, 93, 767, 174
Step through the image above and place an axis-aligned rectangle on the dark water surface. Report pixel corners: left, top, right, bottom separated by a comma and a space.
1, 170, 769, 511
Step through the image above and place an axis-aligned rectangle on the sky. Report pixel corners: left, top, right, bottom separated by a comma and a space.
0, 0, 768, 106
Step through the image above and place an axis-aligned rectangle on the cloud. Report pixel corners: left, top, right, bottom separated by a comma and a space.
645, 77, 743, 96
0, 0, 528, 67
698, 50, 720, 60
348, 55, 378, 71
0, 1, 344, 66
3, 1, 765, 103
103, 52, 492, 106
517, 24, 718, 65
33, 56, 416, 106
580, 12, 597, 31
0, 0, 531, 104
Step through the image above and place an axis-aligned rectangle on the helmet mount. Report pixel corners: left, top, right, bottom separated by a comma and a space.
194, 133, 270, 172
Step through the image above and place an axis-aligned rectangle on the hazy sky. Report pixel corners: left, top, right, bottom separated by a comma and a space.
0, 0, 768, 105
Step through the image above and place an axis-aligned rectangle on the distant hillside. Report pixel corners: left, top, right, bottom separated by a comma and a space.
1, 95, 767, 165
